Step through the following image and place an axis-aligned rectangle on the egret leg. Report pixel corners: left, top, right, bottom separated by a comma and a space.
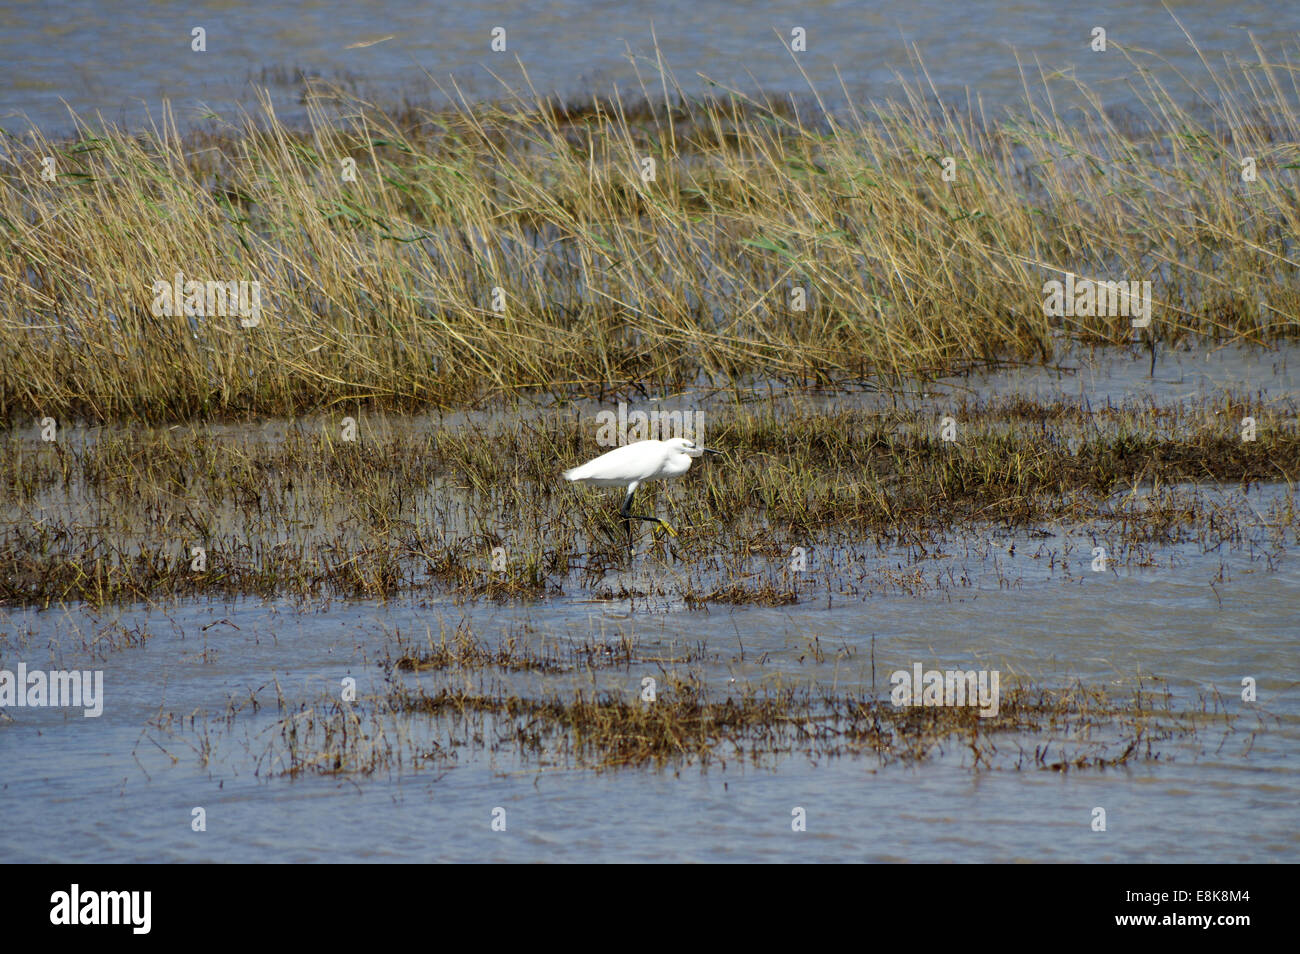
622, 500, 633, 555
620, 489, 677, 538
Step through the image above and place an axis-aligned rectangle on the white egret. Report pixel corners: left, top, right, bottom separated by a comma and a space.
563, 437, 719, 539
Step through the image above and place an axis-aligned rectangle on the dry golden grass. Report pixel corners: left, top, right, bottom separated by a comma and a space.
2, 39, 1298, 423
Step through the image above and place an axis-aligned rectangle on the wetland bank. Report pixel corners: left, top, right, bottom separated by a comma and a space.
2, 33, 1298, 861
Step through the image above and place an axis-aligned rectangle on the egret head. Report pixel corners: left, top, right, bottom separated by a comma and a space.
668, 437, 720, 459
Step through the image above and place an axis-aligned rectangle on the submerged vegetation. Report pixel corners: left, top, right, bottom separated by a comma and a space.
2, 39, 1300, 423
181, 626, 1249, 777
0, 392, 1295, 606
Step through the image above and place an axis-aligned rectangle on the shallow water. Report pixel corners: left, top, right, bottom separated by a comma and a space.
1, 344, 1296, 863
4, 3, 1298, 864
1, 520, 1294, 862
4, 1, 1300, 135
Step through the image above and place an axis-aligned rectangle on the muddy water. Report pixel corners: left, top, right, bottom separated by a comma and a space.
1, 343, 1296, 862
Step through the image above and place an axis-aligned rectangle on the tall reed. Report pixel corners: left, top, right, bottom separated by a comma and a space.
2, 38, 1297, 423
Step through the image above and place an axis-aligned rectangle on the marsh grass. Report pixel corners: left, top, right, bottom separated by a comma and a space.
0, 393, 1294, 606
386, 620, 698, 674
264, 673, 1229, 775
3, 38, 1300, 423
109, 614, 1276, 780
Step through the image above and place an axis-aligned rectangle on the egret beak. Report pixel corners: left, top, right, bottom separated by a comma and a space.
701, 448, 721, 456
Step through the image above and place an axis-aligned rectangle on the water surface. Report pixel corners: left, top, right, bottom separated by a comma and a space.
2, 345, 1295, 862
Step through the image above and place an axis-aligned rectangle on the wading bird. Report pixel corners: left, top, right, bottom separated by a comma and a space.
563, 438, 719, 544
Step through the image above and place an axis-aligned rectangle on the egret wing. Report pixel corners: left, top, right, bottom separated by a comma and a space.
563, 441, 662, 484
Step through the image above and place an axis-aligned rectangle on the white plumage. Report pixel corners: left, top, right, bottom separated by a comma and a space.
564, 437, 719, 539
